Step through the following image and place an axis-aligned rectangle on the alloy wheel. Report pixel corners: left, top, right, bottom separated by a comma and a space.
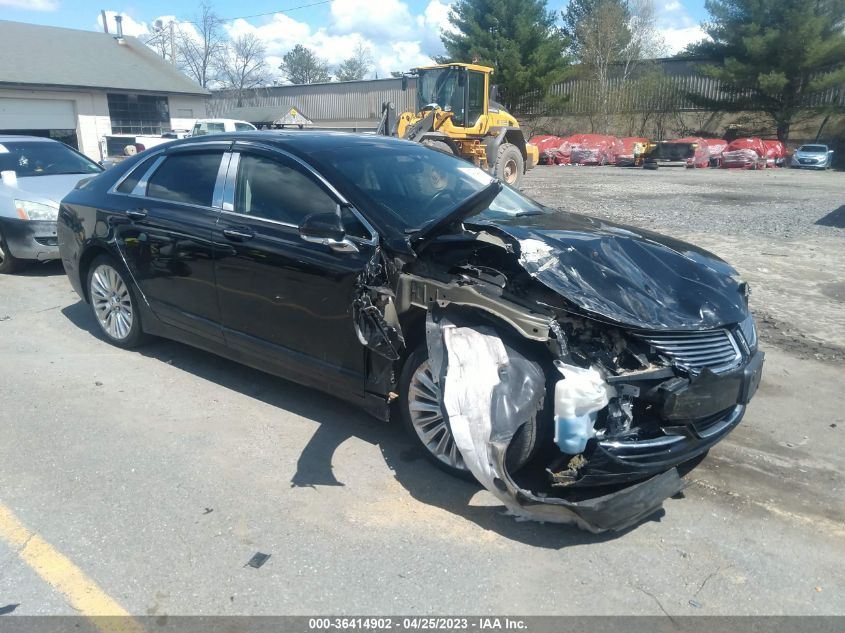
90, 264, 134, 340
407, 359, 466, 471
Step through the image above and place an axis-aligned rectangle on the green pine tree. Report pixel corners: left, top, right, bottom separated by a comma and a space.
688, 0, 845, 141
440, 0, 573, 112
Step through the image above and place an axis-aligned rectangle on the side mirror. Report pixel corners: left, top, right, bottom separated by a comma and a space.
299, 210, 359, 253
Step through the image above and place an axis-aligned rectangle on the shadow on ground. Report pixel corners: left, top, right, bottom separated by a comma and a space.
816, 205, 845, 228
14, 260, 65, 277
61, 300, 663, 548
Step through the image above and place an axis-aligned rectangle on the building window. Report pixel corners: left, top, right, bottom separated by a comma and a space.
107, 93, 171, 135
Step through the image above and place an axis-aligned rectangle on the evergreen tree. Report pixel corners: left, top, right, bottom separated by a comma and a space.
440, 0, 572, 112
278, 44, 331, 84
688, 0, 845, 141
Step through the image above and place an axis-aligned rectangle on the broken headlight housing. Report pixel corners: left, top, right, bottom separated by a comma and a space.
738, 314, 757, 351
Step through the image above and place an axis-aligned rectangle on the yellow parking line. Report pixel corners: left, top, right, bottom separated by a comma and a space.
0, 503, 143, 633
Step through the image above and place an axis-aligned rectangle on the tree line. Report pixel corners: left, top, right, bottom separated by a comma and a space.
155, 0, 845, 142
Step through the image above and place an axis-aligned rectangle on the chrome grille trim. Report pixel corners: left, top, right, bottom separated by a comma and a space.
633, 328, 742, 374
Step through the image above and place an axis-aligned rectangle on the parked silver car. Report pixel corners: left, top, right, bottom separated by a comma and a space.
790, 144, 834, 169
0, 136, 103, 273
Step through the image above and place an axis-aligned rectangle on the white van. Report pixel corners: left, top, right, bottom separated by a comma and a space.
191, 119, 256, 136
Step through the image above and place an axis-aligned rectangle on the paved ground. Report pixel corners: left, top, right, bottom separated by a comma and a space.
0, 166, 843, 618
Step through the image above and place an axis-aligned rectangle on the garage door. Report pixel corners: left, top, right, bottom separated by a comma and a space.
0, 97, 76, 130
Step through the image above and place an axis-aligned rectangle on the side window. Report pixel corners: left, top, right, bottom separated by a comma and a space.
146, 152, 222, 207
192, 122, 206, 136
234, 153, 336, 225
208, 122, 225, 134
467, 71, 485, 126
234, 122, 254, 132
116, 155, 157, 193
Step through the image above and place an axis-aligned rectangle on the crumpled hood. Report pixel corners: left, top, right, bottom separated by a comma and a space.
13, 175, 92, 205
469, 210, 748, 330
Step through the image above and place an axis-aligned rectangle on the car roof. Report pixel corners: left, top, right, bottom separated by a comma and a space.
163, 130, 410, 155
0, 135, 61, 144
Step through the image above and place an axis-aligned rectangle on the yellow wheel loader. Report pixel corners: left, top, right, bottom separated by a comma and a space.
377, 63, 539, 188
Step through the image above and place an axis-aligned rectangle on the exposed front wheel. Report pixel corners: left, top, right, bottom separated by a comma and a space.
87, 255, 146, 348
398, 343, 537, 480
495, 143, 524, 188
0, 232, 28, 274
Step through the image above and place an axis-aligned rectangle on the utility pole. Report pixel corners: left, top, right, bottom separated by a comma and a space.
101, 9, 109, 33
170, 21, 176, 67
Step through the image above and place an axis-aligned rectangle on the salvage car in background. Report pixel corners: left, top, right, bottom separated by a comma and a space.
0, 135, 103, 273
791, 144, 834, 169
57, 132, 763, 532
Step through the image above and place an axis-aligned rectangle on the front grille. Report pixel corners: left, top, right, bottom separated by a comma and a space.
633, 329, 742, 374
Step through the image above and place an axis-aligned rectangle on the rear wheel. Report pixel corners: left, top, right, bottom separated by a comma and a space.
495, 143, 524, 188
87, 255, 146, 348
399, 343, 537, 480
0, 232, 28, 274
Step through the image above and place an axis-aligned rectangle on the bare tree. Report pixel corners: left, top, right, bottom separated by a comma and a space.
335, 43, 374, 82
144, 19, 173, 62
564, 0, 664, 133
177, 2, 225, 88
216, 33, 270, 106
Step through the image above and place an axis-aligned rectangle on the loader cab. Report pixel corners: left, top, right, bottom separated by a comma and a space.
414, 64, 490, 130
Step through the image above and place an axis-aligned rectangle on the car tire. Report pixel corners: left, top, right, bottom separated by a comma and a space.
495, 143, 524, 188
422, 139, 454, 155
86, 255, 146, 349
0, 232, 28, 274
398, 342, 538, 481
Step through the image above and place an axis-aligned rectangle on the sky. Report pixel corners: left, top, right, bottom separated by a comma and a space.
0, 0, 710, 82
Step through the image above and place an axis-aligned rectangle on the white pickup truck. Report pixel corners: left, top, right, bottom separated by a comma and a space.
191, 119, 257, 136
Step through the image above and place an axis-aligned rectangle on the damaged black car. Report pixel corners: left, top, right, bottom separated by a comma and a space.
57, 132, 763, 532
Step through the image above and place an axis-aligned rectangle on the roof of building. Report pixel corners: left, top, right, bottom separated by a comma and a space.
0, 20, 209, 96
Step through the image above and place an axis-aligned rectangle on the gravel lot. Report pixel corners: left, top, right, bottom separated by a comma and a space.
526, 166, 845, 362
0, 165, 843, 618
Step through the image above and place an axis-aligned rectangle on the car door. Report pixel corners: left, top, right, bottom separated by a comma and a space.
111, 143, 229, 342
213, 143, 378, 395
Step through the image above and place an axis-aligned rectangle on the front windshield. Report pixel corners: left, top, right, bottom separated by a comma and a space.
417, 68, 466, 126
0, 141, 102, 177
311, 140, 544, 236
799, 145, 827, 153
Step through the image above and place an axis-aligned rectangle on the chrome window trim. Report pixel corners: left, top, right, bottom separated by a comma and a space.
221, 152, 240, 212
131, 155, 167, 197
223, 146, 378, 246
108, 150, 166, 195
212, 152, 232, 209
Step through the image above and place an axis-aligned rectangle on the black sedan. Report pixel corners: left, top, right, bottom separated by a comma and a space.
58, 132, 763, 532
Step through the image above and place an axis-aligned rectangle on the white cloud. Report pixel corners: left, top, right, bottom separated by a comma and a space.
660, 25, 708, 54
223, 0, 454, 81
93, 0, 455, 83
330, 0, 414, 41
0, 0, 58, 10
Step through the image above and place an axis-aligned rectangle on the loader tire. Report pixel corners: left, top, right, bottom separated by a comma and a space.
422, 140, 454, 155
495, 143, 524, 188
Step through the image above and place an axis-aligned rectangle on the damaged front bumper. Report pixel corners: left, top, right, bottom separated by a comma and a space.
568, 349, 764, 487
425, 307, 762, 532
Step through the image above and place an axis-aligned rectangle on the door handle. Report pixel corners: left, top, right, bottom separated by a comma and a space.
222, 227, 254, 241
126, 208, 148, 220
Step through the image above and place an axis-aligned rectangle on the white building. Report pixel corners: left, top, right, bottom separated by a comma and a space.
0, 20, 209, 161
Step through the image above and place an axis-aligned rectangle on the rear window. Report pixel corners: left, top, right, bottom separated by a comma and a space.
146, 152, 222, 206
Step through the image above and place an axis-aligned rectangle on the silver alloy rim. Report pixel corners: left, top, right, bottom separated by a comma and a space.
408, 360, 465, 470
90, 264, 134, 340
